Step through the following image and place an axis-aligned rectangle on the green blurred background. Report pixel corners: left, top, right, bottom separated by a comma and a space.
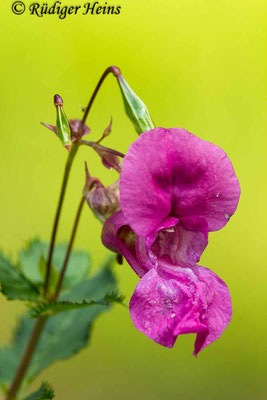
0, 0, 266, 399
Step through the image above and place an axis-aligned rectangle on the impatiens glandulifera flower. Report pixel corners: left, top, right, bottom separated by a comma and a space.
116, 74, 155, 135
83, 163, 120, 223
102, 127, 240, 355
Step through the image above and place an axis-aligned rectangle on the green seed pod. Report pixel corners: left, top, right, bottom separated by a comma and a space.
117, 75, 154, 135
54, 94, 72, 150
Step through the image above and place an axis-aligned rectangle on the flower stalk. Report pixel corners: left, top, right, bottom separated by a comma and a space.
79, 66, 121, 135
52, 196, 85, 300
6, 65, 124, 400
6, 317, 47, 400
44, 143, 79, 296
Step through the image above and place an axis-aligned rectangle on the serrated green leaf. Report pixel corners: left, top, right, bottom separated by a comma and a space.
0, 253, 40, 301
0, 258, 118, 384
19, 239, 91, 292
29, 291, 125, 318
23, 382, 54, 400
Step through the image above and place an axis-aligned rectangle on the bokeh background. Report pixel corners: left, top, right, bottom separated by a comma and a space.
0, 0, 266, 399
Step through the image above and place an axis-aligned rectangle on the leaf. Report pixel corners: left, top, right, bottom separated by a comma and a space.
0, 258, 119, 384
0, 383, 8, 394
0, 317, 34, 384
38, 255, 59, 293
23, 382, 54, 400
0, 253, 40, 301
29, 291, 125, 318
19, 239, 91, 292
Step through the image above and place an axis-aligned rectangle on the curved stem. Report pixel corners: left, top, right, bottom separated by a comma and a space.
79, 66, 120, 135
53, 196, 85, 300
44, 144, 78, 296
6, 317, 47, 400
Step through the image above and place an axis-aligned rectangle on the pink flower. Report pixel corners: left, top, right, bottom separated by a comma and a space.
120, 128, 240, 238
102, 128, 240, 354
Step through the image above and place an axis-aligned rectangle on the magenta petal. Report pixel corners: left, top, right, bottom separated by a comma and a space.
120, 128, 172, 237
190, 265, 232, 355
129, 265, 232, 354
129, 267, 206, 348
136, 216, 179, 270
151, 222, 208, 268
136, 219, 207, 271
101, 211, 147, 277
120, 128, 240, 237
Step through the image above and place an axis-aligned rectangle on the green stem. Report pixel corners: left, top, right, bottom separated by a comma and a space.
46, 65, 121, 295
6, 317, 47, 400
6, 65, 122, 400
44, 144, 78, 296
6, 197, 85, 400
79, 65, 120, 135
53, 196, 85, 300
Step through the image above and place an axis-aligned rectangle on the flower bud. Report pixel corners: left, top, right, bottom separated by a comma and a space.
83, 163, 120, 222
102, 117, 112, 139
54, 94, 72, 151
94, 146, 121, 172
87, 185, 120, 223
117, 74, 154, 135
83, 162, 101, 198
